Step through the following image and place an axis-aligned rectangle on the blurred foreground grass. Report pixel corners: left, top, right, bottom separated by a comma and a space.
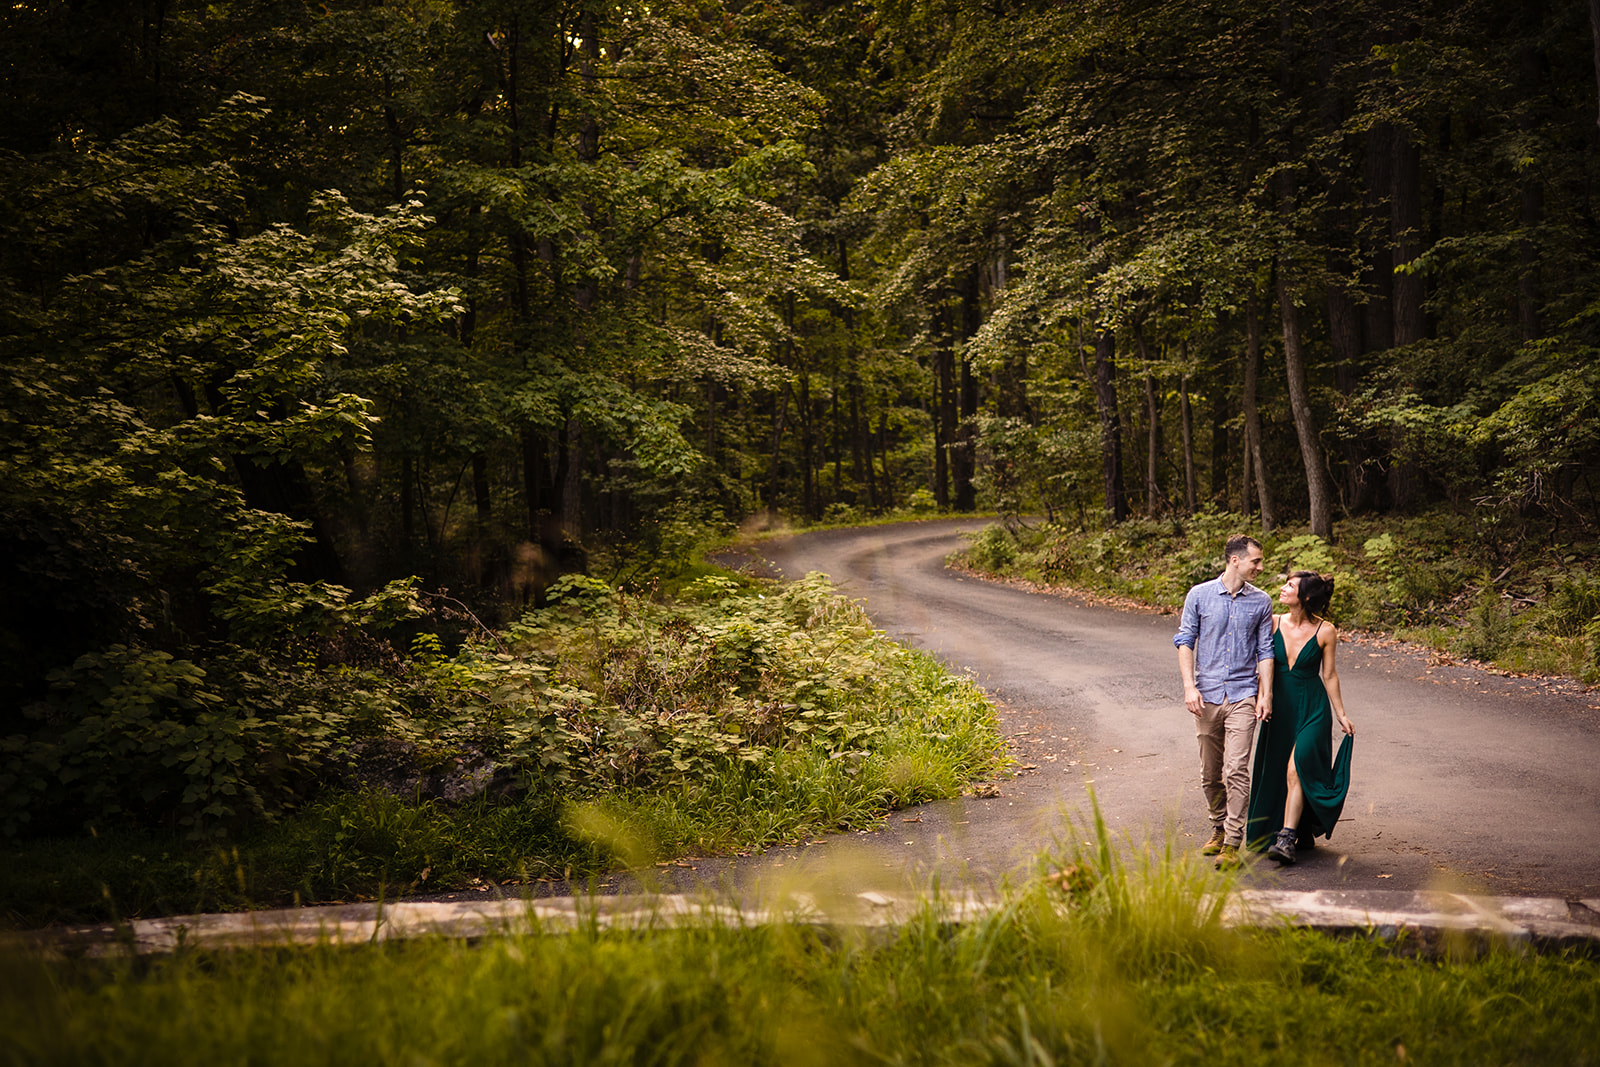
5, 810, 1596, 1066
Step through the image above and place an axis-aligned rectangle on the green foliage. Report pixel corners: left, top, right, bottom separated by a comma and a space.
961, 524, 1018, 572
1, 648, 255, 836
971, 414, 1100, 523
957, 509, 1600, 682
2, 573, 1006, 919
1454, 581, 1521, 664
501, 572, 1005, 808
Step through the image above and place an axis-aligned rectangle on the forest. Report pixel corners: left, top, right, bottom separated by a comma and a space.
3, 0, 1600, 849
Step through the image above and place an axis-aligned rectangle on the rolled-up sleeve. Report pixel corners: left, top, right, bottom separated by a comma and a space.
1254, 601, 1274, 663
1174, 588, 1200, 649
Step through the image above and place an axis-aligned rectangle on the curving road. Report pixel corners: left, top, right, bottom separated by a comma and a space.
724, 518, 1600, 899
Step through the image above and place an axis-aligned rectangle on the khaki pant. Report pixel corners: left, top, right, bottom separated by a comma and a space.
1195, 697, 1258, 846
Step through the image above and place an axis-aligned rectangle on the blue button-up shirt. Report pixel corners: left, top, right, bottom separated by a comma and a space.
1173, 577, 1274, 703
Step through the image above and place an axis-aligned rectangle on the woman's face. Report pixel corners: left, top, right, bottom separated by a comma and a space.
1279, 576, 1301, 605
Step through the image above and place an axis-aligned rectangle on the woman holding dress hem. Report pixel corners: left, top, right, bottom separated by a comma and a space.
1245, 571, 1355, 864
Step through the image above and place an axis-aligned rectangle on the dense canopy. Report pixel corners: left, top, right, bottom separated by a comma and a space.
3, 0, 1599, 834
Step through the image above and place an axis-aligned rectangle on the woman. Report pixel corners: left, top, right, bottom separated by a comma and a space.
1246, 570, 1355, 864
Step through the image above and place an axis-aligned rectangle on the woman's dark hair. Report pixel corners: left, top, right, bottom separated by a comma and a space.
1292, 570, 1335, 616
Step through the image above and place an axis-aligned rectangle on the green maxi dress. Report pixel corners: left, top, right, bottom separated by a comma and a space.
1246, 623, 1354, 851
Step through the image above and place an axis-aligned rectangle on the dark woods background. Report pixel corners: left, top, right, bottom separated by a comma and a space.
3, 0, 1599, 722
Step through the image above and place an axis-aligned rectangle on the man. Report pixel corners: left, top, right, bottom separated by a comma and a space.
1174, 534, 1275, 869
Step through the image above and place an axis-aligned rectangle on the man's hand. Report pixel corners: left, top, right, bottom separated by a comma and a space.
1184, 685, 1204, 716
1255, 699, 1273, 722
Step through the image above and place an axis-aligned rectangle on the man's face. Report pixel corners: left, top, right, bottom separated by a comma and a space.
1232, 547, 1264, 581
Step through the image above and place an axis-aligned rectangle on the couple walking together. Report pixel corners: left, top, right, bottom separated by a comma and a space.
1174, 534, 1356, 869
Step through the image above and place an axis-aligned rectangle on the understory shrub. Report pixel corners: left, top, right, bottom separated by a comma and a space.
954, 509, 1599, 680
2, 571, 1006, 920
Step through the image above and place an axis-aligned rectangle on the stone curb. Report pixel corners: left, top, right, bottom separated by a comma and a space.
9, 889, 1599, 958
1226, 890, 1600, 953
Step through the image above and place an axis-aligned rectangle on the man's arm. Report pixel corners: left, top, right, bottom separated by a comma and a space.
1253, 600, 1275, 721
1178, 644, 1204, 715
1254, 655, 1275, 721
1174, 589, 1204, 715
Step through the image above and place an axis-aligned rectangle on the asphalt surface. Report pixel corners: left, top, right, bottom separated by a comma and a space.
698, 518, 1600, 903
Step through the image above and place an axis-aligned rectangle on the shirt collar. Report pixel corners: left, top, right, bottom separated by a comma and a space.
1213, 577, 1258, 599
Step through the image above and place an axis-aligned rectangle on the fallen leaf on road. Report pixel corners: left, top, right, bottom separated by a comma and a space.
901, 817, 922, 823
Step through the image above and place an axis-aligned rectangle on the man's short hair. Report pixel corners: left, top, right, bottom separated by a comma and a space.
1224, 534, 1261, 561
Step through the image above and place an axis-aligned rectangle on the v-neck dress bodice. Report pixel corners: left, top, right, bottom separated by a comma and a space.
1246, 624, 1354, 848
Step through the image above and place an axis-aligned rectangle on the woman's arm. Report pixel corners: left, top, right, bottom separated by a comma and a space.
1320, 623, 1355, 735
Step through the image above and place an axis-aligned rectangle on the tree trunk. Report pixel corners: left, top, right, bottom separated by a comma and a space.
877, 409, 894, 510
1139, 332, 1161, 517
1379, 123, 1427, 511
1277, 3, 1332, 539
1361, 124, 1396, 355
1590, 0, 1600, 132
1277, 270, 1335, 539
1315, 9, 1373, 513
1179, 368, 1198, 514
521, 427, 551, 541
1242, 292, 1276, 531
954, 273, 980, 511
768, 380, 790, 514
1517, 34, 1547, 342
234, 456, 347, 584
1210, 353, 1230, 504
1389, 125, 1427, 347
1093, 328, 1128, 523
830, 365, 842, 502
934, 304, 955, 511
555, 418, 582, 539
991, 246, 1029, 420
799, 371, 817, 520
472, 453, 491, 525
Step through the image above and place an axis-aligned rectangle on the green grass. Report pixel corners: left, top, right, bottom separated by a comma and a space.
6, 813, 1596, 1066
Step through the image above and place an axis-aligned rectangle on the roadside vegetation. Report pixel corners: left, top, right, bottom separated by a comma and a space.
7, 813, 1597, 1066
956, 508, 1600, 685
0, 574, 1005, 928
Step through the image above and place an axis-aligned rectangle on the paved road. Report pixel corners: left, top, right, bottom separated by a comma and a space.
716, 519, 1600, 901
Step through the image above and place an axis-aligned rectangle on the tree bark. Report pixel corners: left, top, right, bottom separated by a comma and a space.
877, 410, 894, 510
1179, 366, 1198, 514
1242, 292, 1276, 531
1361, 124, 1396, 355
1276, 2, 1332, 539
1138, 331, 1161, 517
1389, 125, 1427, 347
1517, 33, 1547, 342
1210, 343, 1230, 504
1590, 0, 1600, 132
954, 273, 980, 511
472, 453, 491, 525
1277, 270, 1335, 539
934, 303, 955, 511
1092, 328, 1128, 523
1315, 5, 1373, 512
768, 380, 790, 514
799, 371, 817, 520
